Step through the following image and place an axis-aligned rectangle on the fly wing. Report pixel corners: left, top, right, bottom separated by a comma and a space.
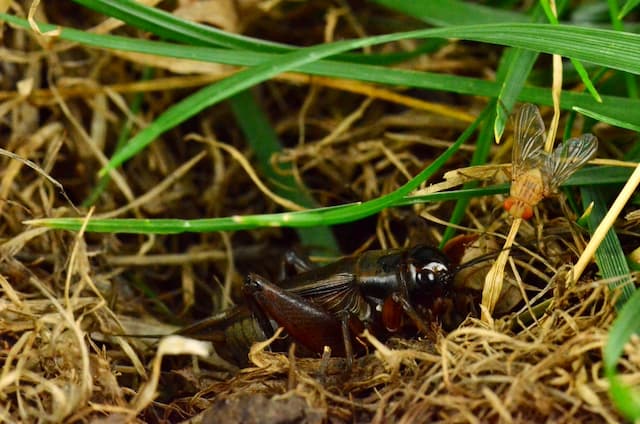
542, 133, 598, 192
512, 104, 546, 178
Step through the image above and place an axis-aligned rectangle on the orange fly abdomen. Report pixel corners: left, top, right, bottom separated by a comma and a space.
503, 197, 534, 220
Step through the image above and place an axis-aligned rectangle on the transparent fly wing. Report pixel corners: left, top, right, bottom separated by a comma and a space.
512, 104, 546, 178
542, 133, 598, 192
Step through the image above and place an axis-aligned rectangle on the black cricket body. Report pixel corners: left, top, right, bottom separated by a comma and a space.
180, 245, 454, 366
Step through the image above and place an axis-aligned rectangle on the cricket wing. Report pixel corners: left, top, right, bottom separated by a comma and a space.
289, 273, 366, 317
543, 133, 598, 192
512, 104, 546, 178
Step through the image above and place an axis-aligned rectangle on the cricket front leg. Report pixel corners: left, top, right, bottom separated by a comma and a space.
243, 273, 347, 357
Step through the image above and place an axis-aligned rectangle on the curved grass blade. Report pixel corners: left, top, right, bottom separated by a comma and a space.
493, 2, 546, 142
23, 104, 488, 234
493, 48, 539, 143
618, 0, 640, 19
84, 22, 640, 174
3, 13, 640, 130
72, 0, 289, 52
5, 15, 640, 75
72, 0, 433, 65
573, 106, 640, 132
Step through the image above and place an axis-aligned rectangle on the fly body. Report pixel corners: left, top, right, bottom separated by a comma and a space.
504, 104, 598, 219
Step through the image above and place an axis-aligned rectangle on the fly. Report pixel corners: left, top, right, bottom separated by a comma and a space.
504, 104, 598, 219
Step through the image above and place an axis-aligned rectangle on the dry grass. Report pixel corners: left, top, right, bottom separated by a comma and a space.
0, 1, 639, 423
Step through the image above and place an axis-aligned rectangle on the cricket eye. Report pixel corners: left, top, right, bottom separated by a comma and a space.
416, 262, 450, 287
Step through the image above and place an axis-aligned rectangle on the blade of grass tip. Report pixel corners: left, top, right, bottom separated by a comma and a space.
603, 287, 640, 421
580, 186, 634, 308
83, 67, 155, 207
72, 0, 289, 52
398, 184, 509, 207
401, 165, 633, 208
493, 47, 538, 143
26, 104, 489, 234
540, 0, 602, 103
618, 0, 640, 19
229, 89, 339, 255
494, 1, 546, 143
573, 106, 640, 133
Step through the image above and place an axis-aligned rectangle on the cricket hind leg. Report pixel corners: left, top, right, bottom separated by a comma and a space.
243, 272, 347, 357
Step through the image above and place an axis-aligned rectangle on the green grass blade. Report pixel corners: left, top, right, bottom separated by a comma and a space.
581, 188, 634, 307
72, 0, 434, 65
582, 179, 639, 422
373, 0, 528, 25
566, 166, 633, 186
24, 105, 488, 234
6, 15, 640, 75
493, 1, 546, 142
604, 288, 640, 421
3, 14, 640, 130
24, 161, 632, 234
71, 0, 289, 51
229, 90, 339, 254
607, 0, 640, 100
540, 0, 602, 102
618, 0, 640, 19
573, 106, 640, 132
97, 35, 400, 175
441, 102, 496, 247
493, 48, 538, 142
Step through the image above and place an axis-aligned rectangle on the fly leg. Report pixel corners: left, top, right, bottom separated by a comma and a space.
244, 273, 346, 357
